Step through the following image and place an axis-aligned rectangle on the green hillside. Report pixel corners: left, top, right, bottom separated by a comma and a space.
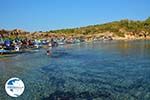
0, 17, 150, 40
47, 17, 150, 37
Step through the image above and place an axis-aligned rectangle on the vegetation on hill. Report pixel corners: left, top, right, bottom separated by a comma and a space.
47, 17, 150, 37
0, 17, 150, 40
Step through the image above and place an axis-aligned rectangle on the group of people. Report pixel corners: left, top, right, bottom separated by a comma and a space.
0, 40, 19, 51
0, 37, 60, 55
0, 38, 34, 51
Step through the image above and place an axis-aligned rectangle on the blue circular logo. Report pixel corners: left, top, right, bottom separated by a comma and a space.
5, 77, 25, 97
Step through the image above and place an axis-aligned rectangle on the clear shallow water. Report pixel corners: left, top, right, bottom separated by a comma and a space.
0, 40, 150, 100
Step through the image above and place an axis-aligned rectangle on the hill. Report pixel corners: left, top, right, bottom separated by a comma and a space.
46, 17, 150, 39
0, 17, 150, 40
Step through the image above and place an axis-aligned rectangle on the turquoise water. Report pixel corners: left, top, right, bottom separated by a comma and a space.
0, 40, 150, 100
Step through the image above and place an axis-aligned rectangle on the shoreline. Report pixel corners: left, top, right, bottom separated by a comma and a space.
0, 35, 150, 56
111, 36, 150, 41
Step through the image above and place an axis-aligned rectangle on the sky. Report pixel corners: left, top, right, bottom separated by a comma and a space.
0, 0, 150, 32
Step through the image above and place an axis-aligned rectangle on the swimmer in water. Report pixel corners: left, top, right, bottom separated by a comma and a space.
46, 50, 51, 56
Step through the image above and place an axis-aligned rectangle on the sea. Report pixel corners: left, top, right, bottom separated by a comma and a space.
0, 40, 150, 100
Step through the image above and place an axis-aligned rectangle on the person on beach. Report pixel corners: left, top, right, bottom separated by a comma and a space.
0, 45, 4, 55
15, 44, 20, 51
